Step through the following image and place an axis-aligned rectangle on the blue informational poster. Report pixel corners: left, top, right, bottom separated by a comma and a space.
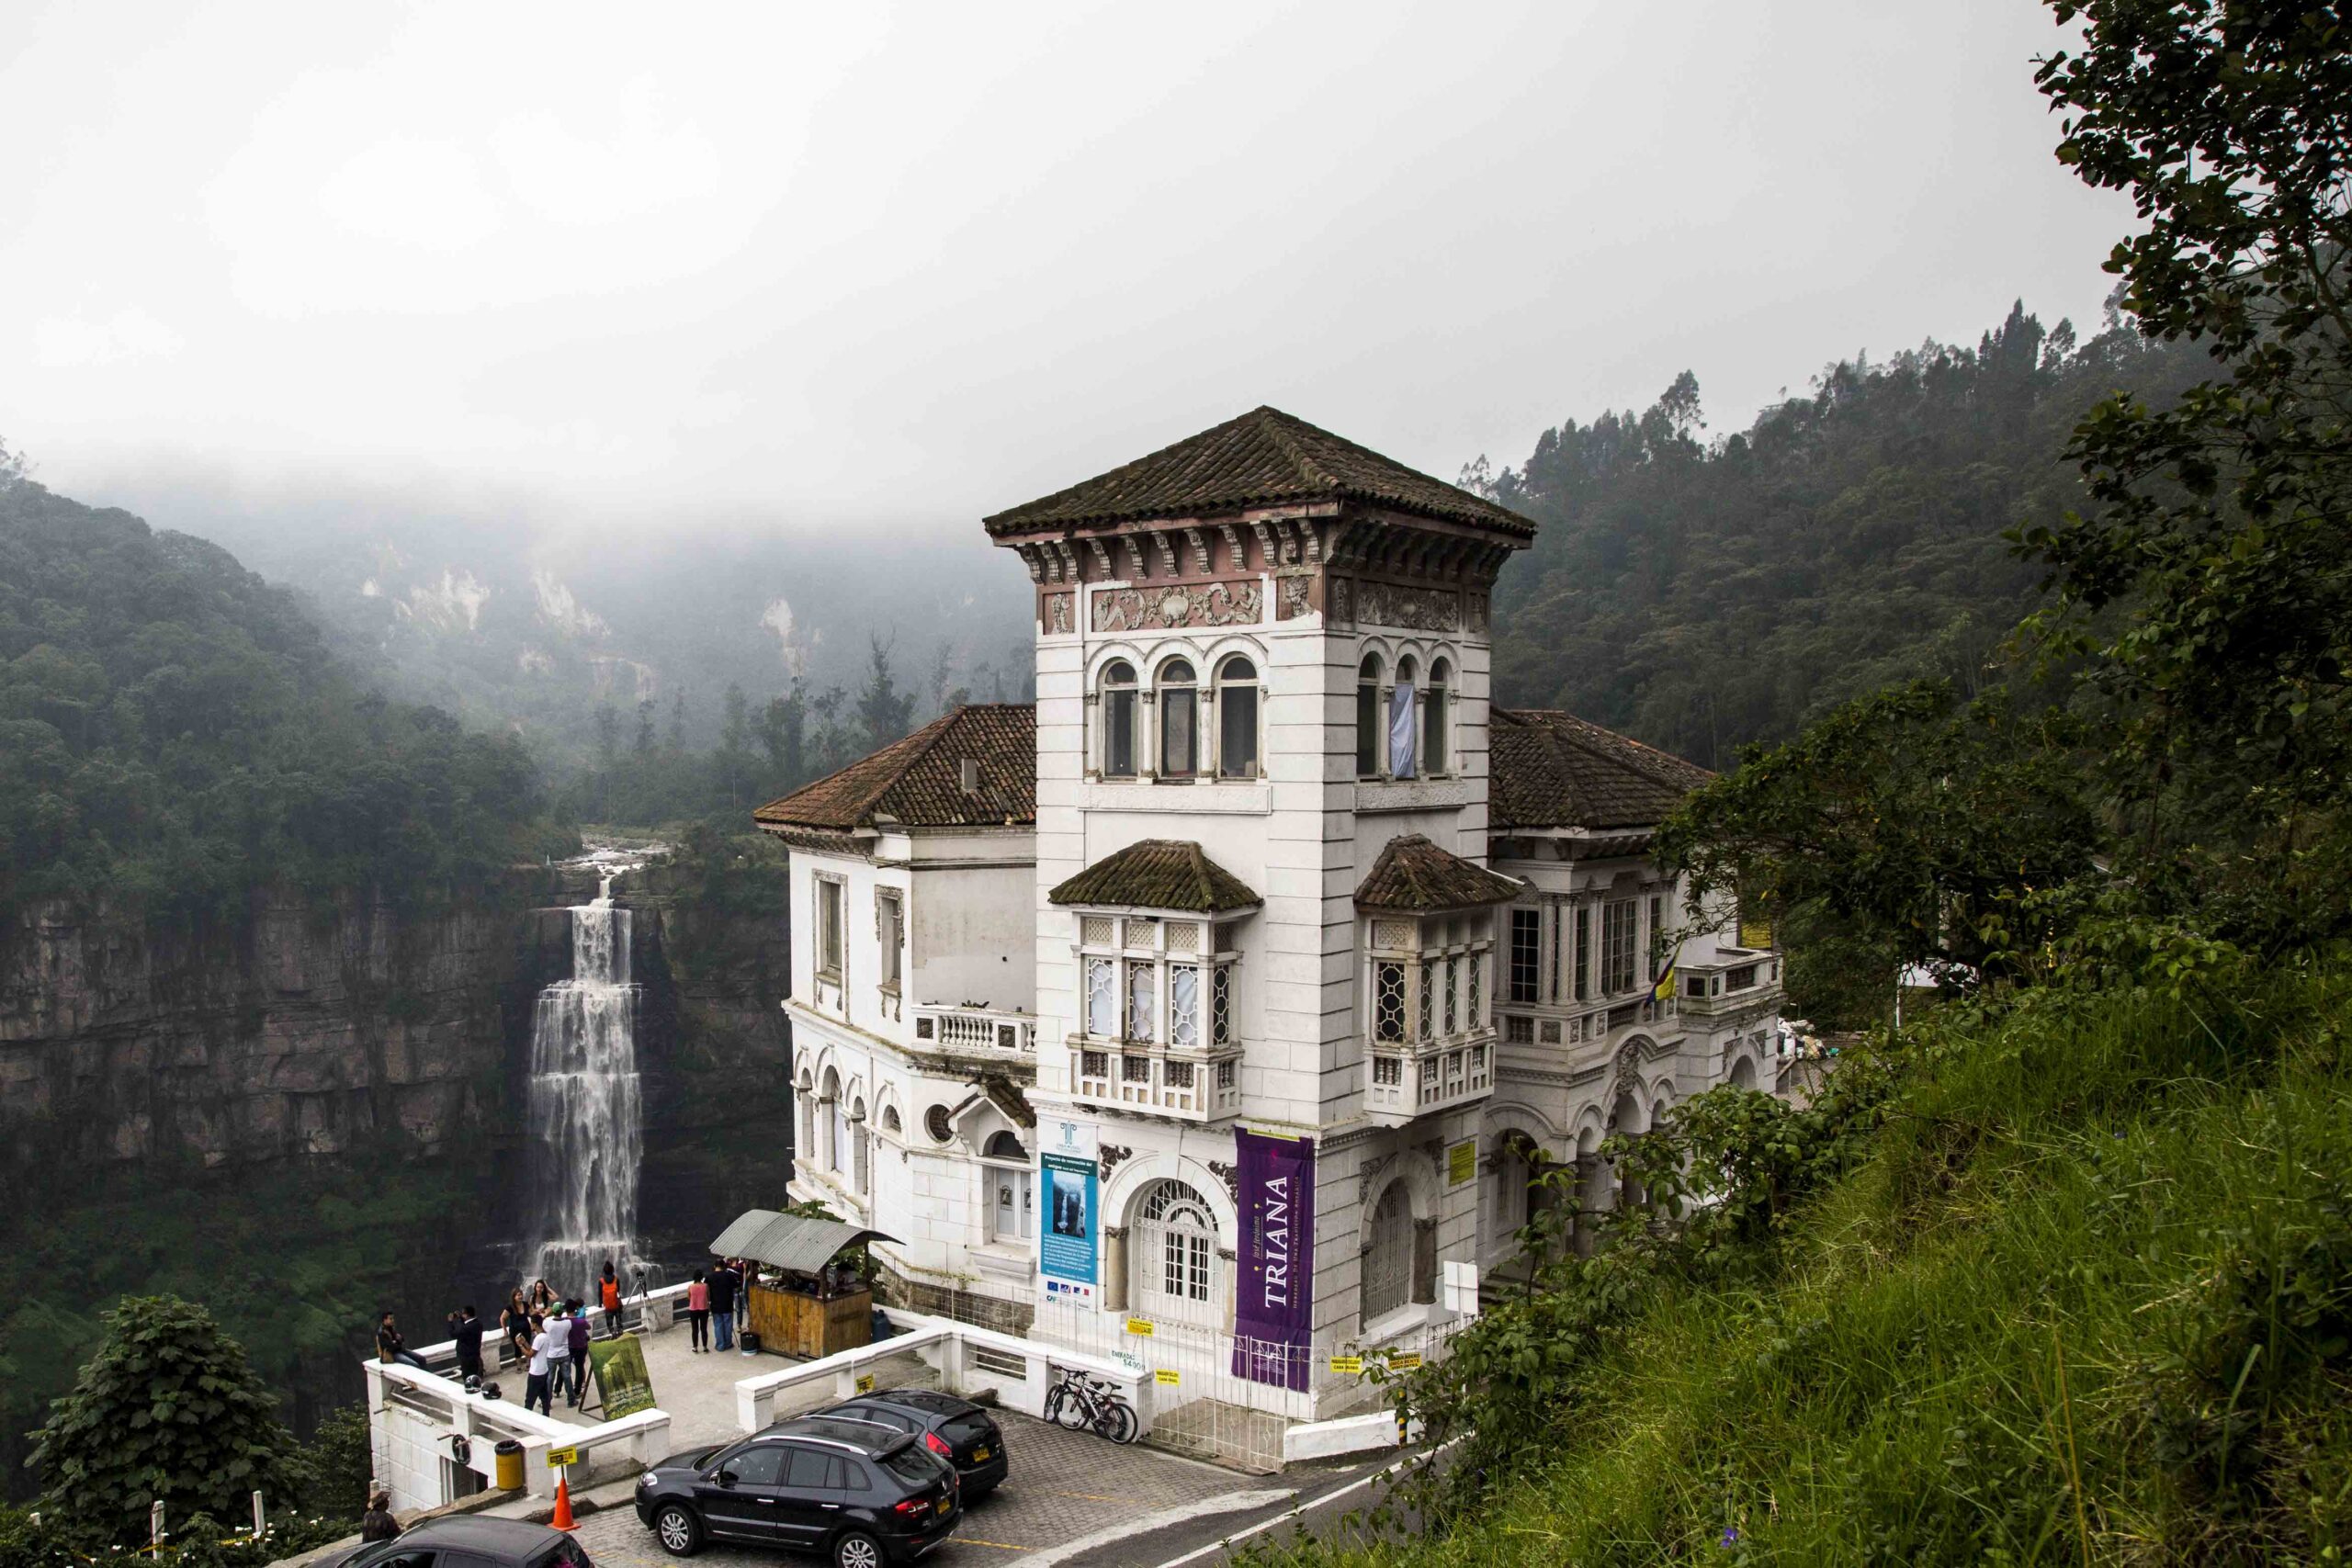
1039, 1118, 1100, 1309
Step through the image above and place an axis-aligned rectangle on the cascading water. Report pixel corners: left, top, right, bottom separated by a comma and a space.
523, 872, 643, 1293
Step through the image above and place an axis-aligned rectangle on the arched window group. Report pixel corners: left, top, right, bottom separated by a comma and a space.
1097, 653, 1261, 781
1355, 651, 1450, 780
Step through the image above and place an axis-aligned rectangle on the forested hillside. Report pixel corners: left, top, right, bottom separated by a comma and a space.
1476, 305, 2208, 765
0, 468, 571, 913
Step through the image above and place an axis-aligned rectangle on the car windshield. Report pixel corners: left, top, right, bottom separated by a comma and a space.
879, 1445, 946, 1485
533, 1541, 594, 1568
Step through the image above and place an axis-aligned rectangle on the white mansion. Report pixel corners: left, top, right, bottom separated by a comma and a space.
756, 408, 1782, 1382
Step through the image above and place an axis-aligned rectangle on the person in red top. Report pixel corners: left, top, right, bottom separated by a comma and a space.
684, 1269, 711, 1352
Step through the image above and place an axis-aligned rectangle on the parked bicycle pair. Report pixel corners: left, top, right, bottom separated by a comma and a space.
1041, 1365, 1137, 1444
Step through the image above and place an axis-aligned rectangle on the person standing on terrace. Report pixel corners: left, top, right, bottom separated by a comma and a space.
708, 1259, 738, 1352
685, 1269, 710, 1352
448, 1304, 485, 1383
565, 1299, 592, 1407
599, 1261, 623, 1336
524, 1314, 554, 1416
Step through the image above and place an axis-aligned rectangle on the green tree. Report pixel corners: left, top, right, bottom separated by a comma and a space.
26, 1297, 304, 1544
854, 637, 914, 750
2018, 0, 2352, 946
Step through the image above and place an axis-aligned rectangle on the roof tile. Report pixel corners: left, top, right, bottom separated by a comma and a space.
1047, 840, 1261, 913
984, 406, 1533, 538
752, 705, 1035, 833
1355, 834, 1523, 912
1488, 707, 1713, 831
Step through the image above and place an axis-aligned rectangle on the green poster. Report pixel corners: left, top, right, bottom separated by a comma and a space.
587, 1333, 657, 1419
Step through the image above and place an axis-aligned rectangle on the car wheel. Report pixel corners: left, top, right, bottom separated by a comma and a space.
833, 1529, 886, 1568
652, 1504, 701, 1557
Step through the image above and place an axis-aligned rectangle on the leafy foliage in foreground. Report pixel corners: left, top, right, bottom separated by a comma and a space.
1290, 969, 2352, 1565
0, 481, 571, 914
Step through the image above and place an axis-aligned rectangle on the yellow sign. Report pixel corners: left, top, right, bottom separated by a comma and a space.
1329, 1355, 1364, 1375
855, 1372, 876, 1394
1155, 1369, 1180, 1385
1387, 1352, 1423, 1371
1125, 1318, 1155, 1337
546, 1445, 580, 1468
1739, 917, 1774, 951
1447, 1140, 1476, 1186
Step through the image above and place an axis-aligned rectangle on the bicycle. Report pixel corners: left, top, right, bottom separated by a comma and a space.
1042, 1364, 1138, 1444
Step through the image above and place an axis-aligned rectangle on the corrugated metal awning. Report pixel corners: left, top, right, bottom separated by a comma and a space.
708, 1210, 900, 1274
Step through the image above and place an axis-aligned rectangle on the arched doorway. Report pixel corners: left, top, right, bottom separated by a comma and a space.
1132, 1179, 1221, 1325
1361, 1183, 1412, 1323
1729, 1055, 1758, 1090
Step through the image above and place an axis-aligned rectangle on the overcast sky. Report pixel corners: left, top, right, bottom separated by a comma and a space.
2, 0, 2132, 540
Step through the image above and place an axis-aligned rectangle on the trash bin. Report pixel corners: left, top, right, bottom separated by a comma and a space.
493, 1438, 524, 1491
741, 1330, 761, 1355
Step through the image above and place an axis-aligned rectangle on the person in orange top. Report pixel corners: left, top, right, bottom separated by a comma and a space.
599, 1259, 623, 1336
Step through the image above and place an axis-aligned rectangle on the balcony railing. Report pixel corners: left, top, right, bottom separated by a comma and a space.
1069, 1046, 1242, 1120
914, 1006, 1035, 1054
1364, 1037, 1493, 1124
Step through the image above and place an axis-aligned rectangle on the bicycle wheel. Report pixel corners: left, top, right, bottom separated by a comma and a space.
1056, 1388, 1091, 1430
1107, 1399, 1139, 1444
1042, 1383, 1067, 1427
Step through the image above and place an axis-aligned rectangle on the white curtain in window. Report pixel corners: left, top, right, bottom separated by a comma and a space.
1388, 682, 1418, 779
1086, 957, 1116, 1037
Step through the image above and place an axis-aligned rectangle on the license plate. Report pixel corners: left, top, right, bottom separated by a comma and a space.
936, 1496, 952, 1515
970, 1447, 990, 1463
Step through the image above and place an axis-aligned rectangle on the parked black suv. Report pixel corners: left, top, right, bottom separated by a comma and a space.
634, 1416, 961, 1567
317, 1517, 592, 1568
821, 1389, 1009, 1501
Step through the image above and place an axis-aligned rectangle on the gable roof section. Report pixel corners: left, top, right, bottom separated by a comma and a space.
752, 704, 1035, 833
984, 406, 1533, 539
1487, 707, 1713, 832
1047, 840, 1261, 914
1355, 834, 1522, 912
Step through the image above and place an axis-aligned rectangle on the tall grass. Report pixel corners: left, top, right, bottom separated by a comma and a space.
1279, 969, 2352, 1565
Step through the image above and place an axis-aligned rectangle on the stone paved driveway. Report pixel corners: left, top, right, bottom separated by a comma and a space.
570, 1410, 1249, 1568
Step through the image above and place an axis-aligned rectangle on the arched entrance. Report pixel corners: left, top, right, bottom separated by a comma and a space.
1360, 1183, 1412, 1322
1131, 1178, 1222, 1326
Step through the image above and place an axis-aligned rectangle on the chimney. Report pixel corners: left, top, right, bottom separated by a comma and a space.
959, 758, 980, 795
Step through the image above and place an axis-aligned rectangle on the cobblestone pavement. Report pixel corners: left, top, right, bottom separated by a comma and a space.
569, 1411, 1250, 1568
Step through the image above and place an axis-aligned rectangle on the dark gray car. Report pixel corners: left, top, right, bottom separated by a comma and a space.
317, 1516, 592, 1568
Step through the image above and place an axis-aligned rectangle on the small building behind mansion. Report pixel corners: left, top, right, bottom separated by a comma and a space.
755, 407, 1781, 1396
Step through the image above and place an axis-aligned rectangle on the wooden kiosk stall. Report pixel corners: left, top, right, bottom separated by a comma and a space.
710, 1210, 899, 1360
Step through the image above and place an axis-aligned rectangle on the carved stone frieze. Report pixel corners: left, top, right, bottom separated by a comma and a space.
1099, 1142, 1133, 1178
1043, 592, 1074, 635
1092, 580, 1262, 632
1354, 580, 1462, 632
1329, 575, 1353, 626
1277, 575, 1313, 620
1206, 1159, 1238, 1201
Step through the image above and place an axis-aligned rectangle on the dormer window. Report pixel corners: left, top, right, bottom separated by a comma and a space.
1102, 660, 1138, 778
1216, 656, 1260, 779
1158, 659, 1198, 778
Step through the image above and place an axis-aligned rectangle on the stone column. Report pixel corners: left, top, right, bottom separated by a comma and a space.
1102, 1226, 1128, 1314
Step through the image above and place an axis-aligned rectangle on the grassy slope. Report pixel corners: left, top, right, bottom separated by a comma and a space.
1317, 976, 2352, 1565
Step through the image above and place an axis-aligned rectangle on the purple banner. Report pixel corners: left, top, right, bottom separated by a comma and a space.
1231, 1129, 1315, 1390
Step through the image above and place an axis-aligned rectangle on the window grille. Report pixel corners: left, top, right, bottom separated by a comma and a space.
1085, 957, 1116, 1038
1444, 955, 1460, 1035
1575, 905, 1591, 999
1467, 950, 1482, 1027
1505, 1015, 1534, 1043
1125, 917, 1157, 948
1214, 922, 1240, 953
1510, 908, 1540, 1003
1166, 921, 1199, 952
1126, 960, 1156, 1042
1417, 958, 1436, 1041
1374, 961, 1407, 1043
1169, 964, 1200, 1049
1375, 919, 1416, 951
1212, 964, 1232, 1046
1082, 915, 1115, 947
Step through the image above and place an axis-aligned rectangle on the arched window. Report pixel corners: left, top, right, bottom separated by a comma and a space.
1391, 657, 1419, 781
821, 1069, 844, 1173
1134, 1179, 1219, 1323
1216, 656, 1259, 779
796, 1073, 815, 1165
1355, 654, 1384, 777
982, 1131, 1032, 1243
1101, 660, 1137, 779
1424, 658, 1451, 776
1158, 660, 1198, 778
1361, 1183, 1412, 1322
881, 1103, 902, 1134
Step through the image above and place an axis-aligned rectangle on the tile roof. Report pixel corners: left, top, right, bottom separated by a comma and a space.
1047, 840, 1262, 913
752, 705, 1035, 833
1487, 708, 1714, 831
1354, 834, 1523, 912
983, 406, 1534, 539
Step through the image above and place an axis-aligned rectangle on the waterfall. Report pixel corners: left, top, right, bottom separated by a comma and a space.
523, 873, 643, 1294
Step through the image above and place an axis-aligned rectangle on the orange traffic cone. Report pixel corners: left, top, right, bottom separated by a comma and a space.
550, 1476, 576, 1530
